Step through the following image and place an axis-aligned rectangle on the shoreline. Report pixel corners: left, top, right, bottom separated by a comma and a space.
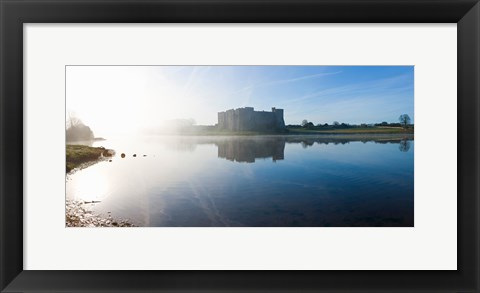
66, 144, 115, 173
66, 200, 135, 227
66, 145, 136, 227
142, 132, 414, 141
147, 129, 414, 137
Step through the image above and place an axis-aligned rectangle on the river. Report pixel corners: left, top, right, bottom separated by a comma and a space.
66, 134, 414, 227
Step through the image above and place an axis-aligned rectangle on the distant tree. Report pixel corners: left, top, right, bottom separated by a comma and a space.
187, 118, 196, 126
323, 123, 329, 127
166, 118, 196, 128
301, 119, 309, 127
305, 122, 314, 128
66, 120, 94, 142
66, 113, 94, 142
376, 121, 389, 127
333, 121, 340, 126
398, 114, 411, 129
67, 112, 82, 129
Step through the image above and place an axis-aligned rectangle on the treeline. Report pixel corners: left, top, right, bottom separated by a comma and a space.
287, 121, 411, 130
289, 114, 413, 130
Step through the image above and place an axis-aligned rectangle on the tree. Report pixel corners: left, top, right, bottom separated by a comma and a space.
398, 114, 411, 129
67, 112, 82, 129
187, 118, 196, 126
66, 114, 94, 142
301, 119, 309, 127
333, 121, 340, 126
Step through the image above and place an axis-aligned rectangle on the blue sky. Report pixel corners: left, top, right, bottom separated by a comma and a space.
67, 66, 413, 136
164, 65, 414, 125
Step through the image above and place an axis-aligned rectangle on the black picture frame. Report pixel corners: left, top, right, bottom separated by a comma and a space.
1, 0, 479, 292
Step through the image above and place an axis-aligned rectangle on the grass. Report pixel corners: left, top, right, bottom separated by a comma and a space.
66, 145, 113, 173
286, 127, 414, 135
177, 126, 413, 136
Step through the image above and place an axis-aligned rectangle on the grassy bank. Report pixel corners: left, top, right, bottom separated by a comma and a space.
66, 144, 114, 173
172, 127, 413, 136
286, 127, 414, 135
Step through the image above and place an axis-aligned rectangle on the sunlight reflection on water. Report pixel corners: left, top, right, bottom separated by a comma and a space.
66, 135, 414, 227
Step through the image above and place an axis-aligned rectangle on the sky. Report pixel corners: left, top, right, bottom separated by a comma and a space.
66, 66, 414, 137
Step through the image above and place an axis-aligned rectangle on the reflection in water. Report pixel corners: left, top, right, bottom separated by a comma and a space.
399, 139, 411, 152
301, 140, 315, 148
66, 134, 414, 227
207, 136, 412, 163
216, 138, 285, 163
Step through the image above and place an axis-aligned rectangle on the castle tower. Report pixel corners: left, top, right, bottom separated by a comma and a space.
272, 107, 285, 129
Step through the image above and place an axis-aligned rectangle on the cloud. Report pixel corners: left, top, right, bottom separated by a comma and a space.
265, 71, 343, 86
280, 73, 413, 106
226, 70, 343, 100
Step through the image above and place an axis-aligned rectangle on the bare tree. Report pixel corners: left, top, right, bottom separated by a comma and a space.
398, 114, 411, 129
301, 119, 308, 127
66, 113, 94, 142
67, 112, 82, 129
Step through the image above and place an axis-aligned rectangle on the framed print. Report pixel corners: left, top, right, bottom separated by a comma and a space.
1, 0, 479, 292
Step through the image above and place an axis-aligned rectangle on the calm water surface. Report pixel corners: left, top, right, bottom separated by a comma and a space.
66, 135, 414, 227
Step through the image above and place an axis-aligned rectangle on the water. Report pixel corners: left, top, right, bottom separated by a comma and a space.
66, 135, 414, 227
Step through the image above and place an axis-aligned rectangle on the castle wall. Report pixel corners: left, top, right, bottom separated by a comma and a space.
217, 107, 285, 132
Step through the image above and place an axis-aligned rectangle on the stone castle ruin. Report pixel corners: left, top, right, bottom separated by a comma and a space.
217, 107, 286, 132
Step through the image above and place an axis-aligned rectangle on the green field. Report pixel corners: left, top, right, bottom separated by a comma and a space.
286, 127, 414, 135
66, 145, 113, 173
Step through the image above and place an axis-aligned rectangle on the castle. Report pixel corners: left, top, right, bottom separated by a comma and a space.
217, 107, 286, 132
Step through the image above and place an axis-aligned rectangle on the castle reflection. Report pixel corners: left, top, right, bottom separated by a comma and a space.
216, 138, 285, 163
210, 136, 413, 163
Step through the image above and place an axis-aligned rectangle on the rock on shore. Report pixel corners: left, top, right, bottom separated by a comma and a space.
66, 200, 135, 227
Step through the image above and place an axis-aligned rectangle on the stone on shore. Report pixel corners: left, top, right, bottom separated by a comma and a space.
66, 199, 135, 227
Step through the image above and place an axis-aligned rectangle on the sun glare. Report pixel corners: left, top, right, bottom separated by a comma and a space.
69, 167, 109, 202
66, 66, 201, 137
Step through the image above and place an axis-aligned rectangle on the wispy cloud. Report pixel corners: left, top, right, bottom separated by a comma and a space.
226, 70, 343, 100
280, 73, 412, 106
183, 66, 212, 94
265, 71, 343, 86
